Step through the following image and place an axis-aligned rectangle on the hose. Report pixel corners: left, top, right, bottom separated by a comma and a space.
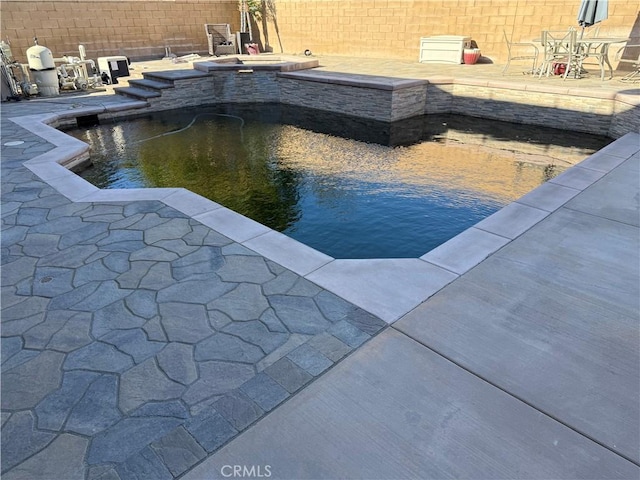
134, 112, 245, 144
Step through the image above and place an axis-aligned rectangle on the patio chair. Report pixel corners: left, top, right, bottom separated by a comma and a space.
204, 24, 237, 56
577, 39, 612, 80
615, 44, 640, 83
502, 30, 539, 75
538, 29, 578, 79
575, 27, 616, 81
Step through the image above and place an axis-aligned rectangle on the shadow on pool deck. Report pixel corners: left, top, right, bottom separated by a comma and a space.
1, 55, 639, 479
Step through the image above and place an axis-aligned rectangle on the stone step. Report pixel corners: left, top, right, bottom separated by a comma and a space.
144, 70, 210, 82
128, 78, 175, 91
113, 86, 162, 101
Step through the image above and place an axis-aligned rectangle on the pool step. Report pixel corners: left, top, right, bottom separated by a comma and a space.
113, 70, 209, 103
113, 86, 163, 101
128, 78, 175, 91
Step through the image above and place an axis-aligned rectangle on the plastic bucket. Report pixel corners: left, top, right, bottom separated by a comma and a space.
463, 49, 481, 65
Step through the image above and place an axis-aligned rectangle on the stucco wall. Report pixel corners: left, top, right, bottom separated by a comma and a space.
1, 0, 638, 64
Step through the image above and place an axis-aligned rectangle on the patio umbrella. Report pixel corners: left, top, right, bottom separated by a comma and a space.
577, 0, 608, 36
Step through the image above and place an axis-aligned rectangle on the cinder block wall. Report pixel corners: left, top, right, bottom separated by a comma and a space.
2, 0, 638, 64
1, 0, 240, 62
261, 0, 639, 64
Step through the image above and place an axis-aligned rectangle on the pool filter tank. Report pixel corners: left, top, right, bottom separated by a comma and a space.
26, 40, 59, 96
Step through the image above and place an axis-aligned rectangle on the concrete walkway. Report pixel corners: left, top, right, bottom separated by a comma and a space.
1, 56, 639, 479
186, 138, 639, 480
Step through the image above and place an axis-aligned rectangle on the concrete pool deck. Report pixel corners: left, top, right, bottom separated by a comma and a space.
1, 55, 639, 479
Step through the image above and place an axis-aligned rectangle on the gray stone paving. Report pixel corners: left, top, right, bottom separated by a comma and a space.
1, 97, 386, 479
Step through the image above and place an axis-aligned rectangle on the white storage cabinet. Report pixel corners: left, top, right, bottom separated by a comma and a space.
419, 35, 471, 64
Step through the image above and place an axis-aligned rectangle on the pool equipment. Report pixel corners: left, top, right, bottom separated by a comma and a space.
1, 41, 38, 100
26, 39, 58, 96
1, 39, 104, 99
54, 49, 103, 91
1, 42, 21, 100
97, 56, 130, 84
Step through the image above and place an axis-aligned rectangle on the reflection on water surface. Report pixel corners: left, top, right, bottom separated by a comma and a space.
68, 104, 611, 258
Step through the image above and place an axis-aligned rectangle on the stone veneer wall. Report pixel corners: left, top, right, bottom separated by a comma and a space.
140, 71, 282, 112
125, 68, 638, 138
445, 83, 617, 136
278, 76, 427, 122
145, 76, 215, 111
2, 0, 637, 65
279, 79, 391, 119
610, 94, 640, 138
210, 71, 281, 103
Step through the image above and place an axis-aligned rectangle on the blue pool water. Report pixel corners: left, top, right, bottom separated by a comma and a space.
70, 104, 610, 258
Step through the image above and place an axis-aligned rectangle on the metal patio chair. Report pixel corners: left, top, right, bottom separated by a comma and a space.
502, 30, 539, 75
538, 29, 579, 79
615, 44, 640, 83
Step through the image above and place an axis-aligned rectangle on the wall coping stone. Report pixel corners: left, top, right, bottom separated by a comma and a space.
114, 87, 162, 99
129, 79, 175, 90
425, 76, 455, 85
614, 92, 640, 106
278, 71, 427, 91
144, 70, 210, 82
194, 57, 319, 73
566, 88, 618, 100
452, 77, 490, 87
445, 77, 620, 101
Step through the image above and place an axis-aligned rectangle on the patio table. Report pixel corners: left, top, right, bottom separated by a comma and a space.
534, 33, 629, 80
576, 37, 630, 80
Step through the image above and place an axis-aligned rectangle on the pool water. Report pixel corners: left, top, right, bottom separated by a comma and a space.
69, 104, 611, 259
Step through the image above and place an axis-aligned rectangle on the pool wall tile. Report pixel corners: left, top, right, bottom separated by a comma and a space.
610, 96, 640, 140
280, 78, 393, 121
424, 83, 454, 114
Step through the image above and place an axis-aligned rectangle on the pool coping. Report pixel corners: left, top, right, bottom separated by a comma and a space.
194, 55, 319, 73
10, 99, 639, 323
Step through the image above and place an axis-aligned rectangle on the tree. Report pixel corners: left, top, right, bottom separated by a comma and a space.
263, 0, 283, 53
240, 0, 283, 53
239, 0, 262, 38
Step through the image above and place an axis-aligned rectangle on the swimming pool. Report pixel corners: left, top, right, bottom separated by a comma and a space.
68, 104, 611, 259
